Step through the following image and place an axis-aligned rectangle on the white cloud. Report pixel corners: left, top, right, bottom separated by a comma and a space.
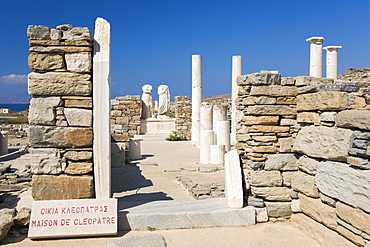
0, 74, 28, 84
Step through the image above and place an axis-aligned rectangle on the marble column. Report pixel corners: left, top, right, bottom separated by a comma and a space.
200, 130, 214, 164
191, 55, 202, 144
216, 121, 231, 152
200, 103, 213, 131
324, 46, 342, 79
210, 145, 225, 165
306, 37, 325, 77
231, 56, 242, 145
224, 149, 244, 209
213, 104, 227, 142
0, 131, 9, 155
93, 17, 111, 199
129, 138, 142, 160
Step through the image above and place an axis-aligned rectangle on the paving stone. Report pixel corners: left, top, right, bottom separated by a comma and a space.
108, 234, 167, 247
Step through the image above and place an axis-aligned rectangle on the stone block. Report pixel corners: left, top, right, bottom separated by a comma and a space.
336, 201, 370, 235
249, 170, 282, 187
280, 119, 297, 126
255, 208, 268, 223
320, 112, 337, 122
64, 108, 92, 127
265, 202, 292, 217
247, 105, 296, 116
0, 209, 15, 241
247, 197, 265, 207
317, 84, 360, 93
254, 96, 276, 104
29, 46, 91, 53
65, 52, 92, 72
237, 71, 281, 86
243, 116, 279, 125
252, 145, 277, 153
319, 193, 336, 207
63, 96, 92, 108
297, 156, 319, 175
116, 116, 129, 125
278, 137, 293, 152
293, 126, 353, 161
353, 130, 370, 140
251, 136, 277, 142
347, 156, 370, 169
28, 53, 65, 71
291, 213, 357, 247
336, 226, 365, 246
297, 92, 365, 111
64, 151, 92, 161
63, 27, 92, 41
111, 134, 129, 142
276, 97, 296, 104
28, 72, 92, 96
65, 162, 93, 174
282, 171, 294, 186
294, 76, 334, 86
291, 171, 319, 198
27, 25, 51, 40
265, 154, 298, 171
30, 126, 93, 148
30, 148, 64, 175
251, 186, 292, 201
336, 110, 370, 131
316, 161, 370, 213
298, 193, 337, 230
291, 199, 301, 212
32, 175, 94, 200
297, 112, 320, 124
250, 86, 298, 96
248, 125, 290, 133
28, 96, 62, 125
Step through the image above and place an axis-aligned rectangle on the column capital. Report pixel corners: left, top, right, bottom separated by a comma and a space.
306, 36, 325, 44
323, 46, 342, 51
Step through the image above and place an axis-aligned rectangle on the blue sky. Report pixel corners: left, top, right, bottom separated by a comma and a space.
0, 0, 369, 102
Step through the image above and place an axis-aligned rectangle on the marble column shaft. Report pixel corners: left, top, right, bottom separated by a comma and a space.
324, 46, 342, 79
306, 37, 325, 77
210, 145, 225, 165
191, 55, 202, 143
200, 103, 213, 131
200, 130, 215, 164
216, 121, 231, 152
213, 104, 228, 142
224, 149, 244, 209
231, 56, 242, 145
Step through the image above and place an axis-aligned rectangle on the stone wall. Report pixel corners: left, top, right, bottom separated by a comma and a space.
236, 71, 370, 246
203, 97, 232, 120
338, 67, 370, 82
174, 96, 192, 138
27, 24, 94, 200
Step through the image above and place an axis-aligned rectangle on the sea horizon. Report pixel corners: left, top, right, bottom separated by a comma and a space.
0, 103, 29, 112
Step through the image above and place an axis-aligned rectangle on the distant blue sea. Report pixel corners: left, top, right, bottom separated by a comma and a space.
0, 104, 29, 112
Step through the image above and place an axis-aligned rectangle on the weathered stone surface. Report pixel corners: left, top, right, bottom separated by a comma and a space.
29, 46, 91, 53
336, 201, 370, 235
108, 235, 167, 247
293, 126, 353, 161
28, 53, 65, 71
32, 175, 94, 200
14, 207, 31, 226
337, 218, 362, 235
248, 125, 290, 133
367, 146, 370, 156
30, 126, 93, 148
30, 148, 64, 174
320, 193, 336, 207
28, 72, 92, 96
353, 130, 370, 140
247, 197, 265, 207
336, 226, 365, 246
247, 105, 297, 116
0, 209, 15, 241
237, 72, 281, 86
64, 151, 92, 161
265, 202, 292, 217
320, 112, 337, 122
353, 139, 370, 149
63, 27, 92, 41
251, 186, 292, 201
297, 112, 320, 124
243, 116, 279, 125
336, 110, 370, 131
317, 84, 360, 93
65, 162, 93, 175
282, 171, 294, 186
297, 156, 319, 175
294, 76, 334, 86
116, 116, 129, 125
250, 86, 298, 96
64, 108, 92, 127
28, 96, 62, 125
254, 96, 276, 104
249, 170, 282, 187
276, 97, 296, 104
252, 136, 277, 142
63, 96, 92, 108
316, 161, 370, 213
252, 145, 277, 153
111, 134, 129, 142
65, 52, 92, 72
27, 25, 50, 40
298, 193, 337, 229
297, 92, 365, 111
50, 28, 62, 40
347, 156, 370, 169
255, 207, 268, 223
265, 154, 298, 171
291, 199, 301, 212
278, 137, 293, 152
56, 24, 72, 31
291, 171, 319, 198
291, 213, 357, 247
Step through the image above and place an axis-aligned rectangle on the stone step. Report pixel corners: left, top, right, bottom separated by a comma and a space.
134, 135, 168, 141
118, 197, 255, 231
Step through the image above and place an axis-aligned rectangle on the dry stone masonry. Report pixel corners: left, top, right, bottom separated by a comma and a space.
27, 24, 94, 200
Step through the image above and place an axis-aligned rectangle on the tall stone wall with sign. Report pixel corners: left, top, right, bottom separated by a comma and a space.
27, 24, 94, 200
236, 72, 370, 246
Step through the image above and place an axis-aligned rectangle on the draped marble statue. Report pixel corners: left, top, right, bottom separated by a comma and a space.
141, 84, 153, 119
158, 84, 170, 116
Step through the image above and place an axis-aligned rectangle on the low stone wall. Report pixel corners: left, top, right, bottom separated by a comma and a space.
236, 71, 370, 246
27, 24, 94, 200
338, 67, 370, 82
174, 96, 192, 138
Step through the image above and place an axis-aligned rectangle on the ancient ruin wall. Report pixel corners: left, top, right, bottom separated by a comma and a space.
236, 72, 370, 246
338, 67, 370, 82
174, 96, 192, 138
27, 24, 94, 200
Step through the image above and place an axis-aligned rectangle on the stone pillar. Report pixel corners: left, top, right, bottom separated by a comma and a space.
224, 149, 244, 209
216, 121, 231, 152
191, 55, 202, 144
324, 46, 342, 79
200, 103, 213, 131
306, 37, 325, 77
200, 130, 214, 164
0, 131, 9, 155
213, 104, 228, 142
93, 17, 111, 199
210, 145, 225, 165
129, 138, 142, 160
231, 56, 242, 145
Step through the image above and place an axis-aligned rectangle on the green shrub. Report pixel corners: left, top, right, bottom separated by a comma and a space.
0, 117, 28, 124
165, 131, 186, 141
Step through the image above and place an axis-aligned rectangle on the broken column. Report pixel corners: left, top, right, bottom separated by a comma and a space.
191, 55, 202, 144
200, 130, 214, 164
0, 131, 9, 155
216, 120, 231, 152
231, 55, 242, 145
200, 103, 213, 131
210, 145, 225, 165
93, 17, 111, 199
306, 36, 325, 77
213, 104, 228, 142
224, 149, 243, 208
324, 46, 342, 79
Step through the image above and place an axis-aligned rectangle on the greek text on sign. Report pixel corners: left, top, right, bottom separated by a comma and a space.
28, 198, 117, 239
